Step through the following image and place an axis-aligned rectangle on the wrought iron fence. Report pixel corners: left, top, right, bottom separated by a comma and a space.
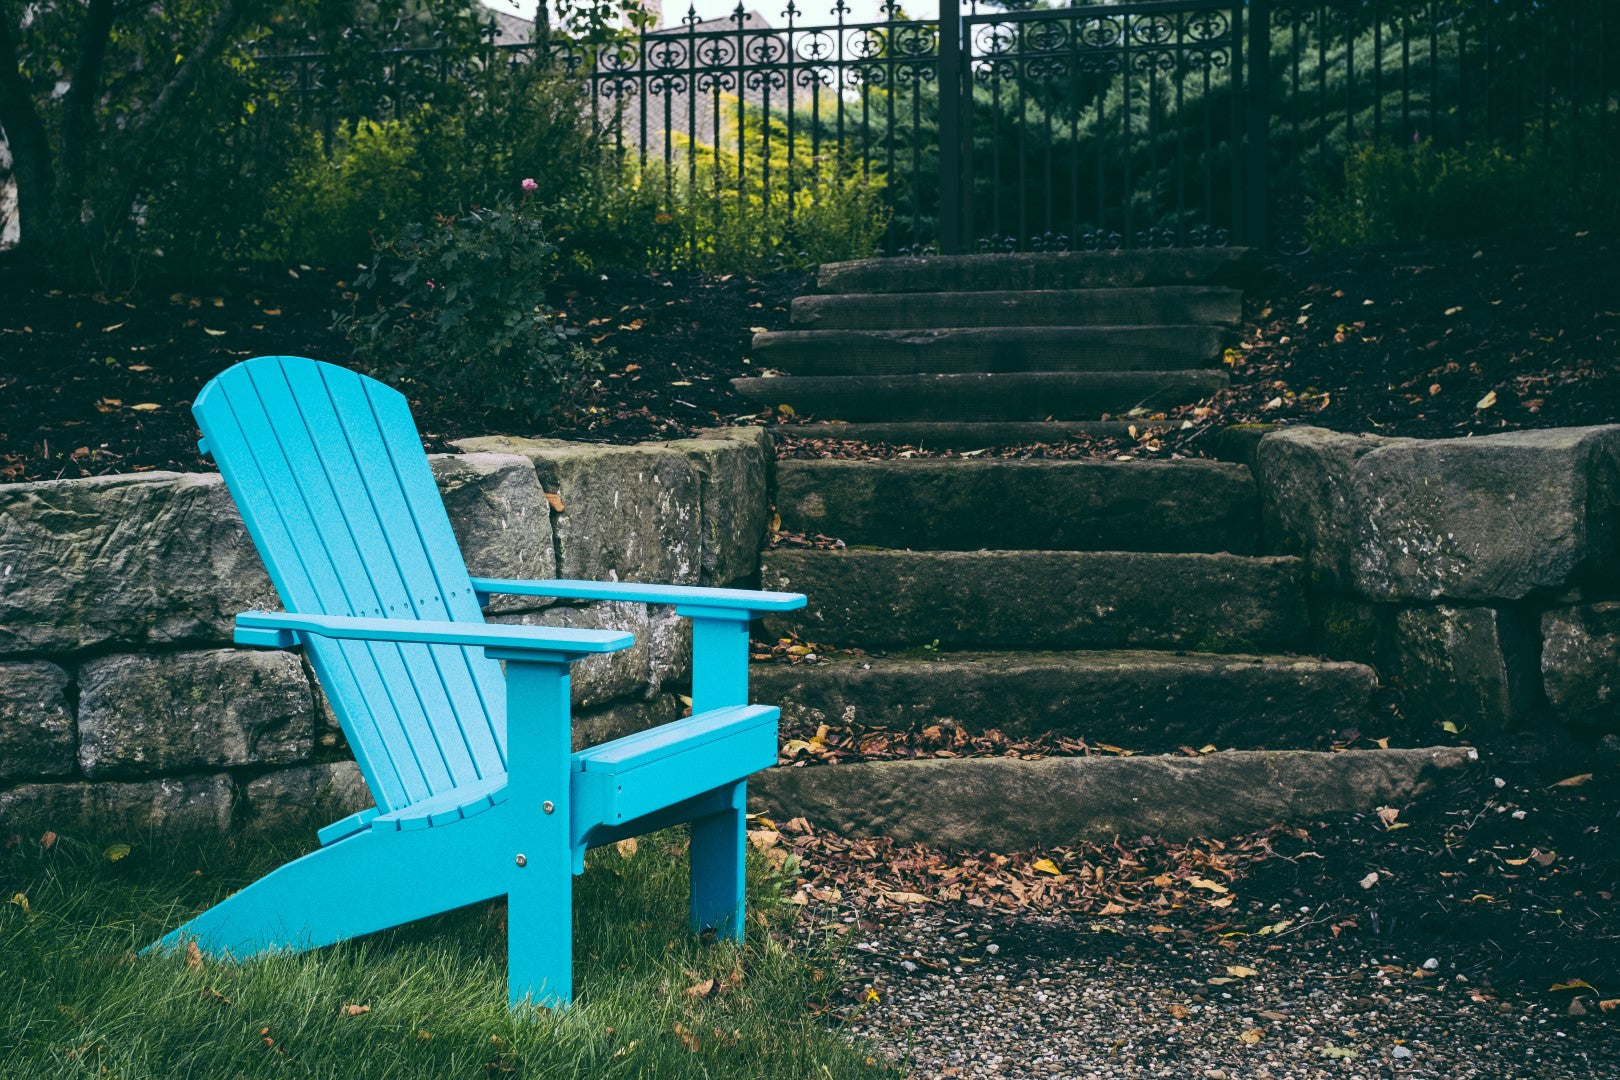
259, 0, 1617, 257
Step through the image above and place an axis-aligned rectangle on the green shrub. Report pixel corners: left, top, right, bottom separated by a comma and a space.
268, 115, 432, 267
335, 194, 599, 426
1308, 124, 1620, 250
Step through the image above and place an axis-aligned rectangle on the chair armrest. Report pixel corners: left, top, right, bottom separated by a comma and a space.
234, 611, 634, 660
468, 578, 807, 618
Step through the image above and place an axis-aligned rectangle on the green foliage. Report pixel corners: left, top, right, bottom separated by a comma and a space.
564, 98, 891, 272
0, 828, 894, 1078
1308, 127, 1620, 250
335, 196, 599, 426
268, 116, 428, 266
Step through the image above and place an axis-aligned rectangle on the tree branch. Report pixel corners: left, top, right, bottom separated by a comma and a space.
130, 0, 257, 146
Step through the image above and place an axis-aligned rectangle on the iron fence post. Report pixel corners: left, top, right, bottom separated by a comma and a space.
937, 0, 964, 254
1245, 0, 1271, 251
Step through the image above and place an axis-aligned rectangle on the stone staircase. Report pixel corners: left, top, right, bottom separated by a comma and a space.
739, 250, 1473, 850
731, 247, 1256, 436
747, 456, 1472, 849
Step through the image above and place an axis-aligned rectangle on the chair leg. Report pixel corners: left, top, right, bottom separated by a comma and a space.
505, 834, 573, 1008
688, 780, 747, 940
145, 811, 511, 959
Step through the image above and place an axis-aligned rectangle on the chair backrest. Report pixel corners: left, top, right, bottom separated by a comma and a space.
194, 356, 508, 813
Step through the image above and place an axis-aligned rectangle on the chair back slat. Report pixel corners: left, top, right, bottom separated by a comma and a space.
194, 356, 509, 813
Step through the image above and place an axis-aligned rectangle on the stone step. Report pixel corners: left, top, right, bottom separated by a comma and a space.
752, 650, 1379, 752
816, 247, 1259, 295
760, 549, 1307, 651
774, 458, 1259, 553
749, 747, 1475, 847
773, 420, 1174, 449
790, 286, 1243, 330
750, 326, 1225, 377
732, 371, 1229, 421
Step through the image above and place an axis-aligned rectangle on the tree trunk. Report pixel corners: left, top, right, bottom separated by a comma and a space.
0, 9, 56, 255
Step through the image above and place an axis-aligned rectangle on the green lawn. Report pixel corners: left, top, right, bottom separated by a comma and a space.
0, 825, 894, 1079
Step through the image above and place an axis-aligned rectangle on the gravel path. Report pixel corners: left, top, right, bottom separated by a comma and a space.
827, 908, 1620, 1079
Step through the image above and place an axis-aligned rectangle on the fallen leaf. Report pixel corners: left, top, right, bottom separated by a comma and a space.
128, 364, 151, 372
882, 891, 931, 905
204, 328, 227, 336
342, 1003, 370, 1016
8, 892, 29, 915
1550, 979, 1594, 992
1169, 1003, 1190, 1019
685, 979, 716, 998
1446, 306, 1464, 316
1553, 773, 1593, 788
1098, 902, 1127, 916
615, 837, 638, 859
544, 492, 566, 513
130, 403, 162, 411
1476, 390, 1497, 410
1441, 720, 1462, 734
1031, 858, 1066, 877
1319, 1046, 1358, 1059
1239, 1027, 1264, 1045
104, 843, 131, 862
1190, 877, 1229, 894
262, 308, 283, 316
1359, 871, 1380, 889
186, 941, 204, 971
672, 1021, 701, 1052
101, 322, 125, 332
1598, 999, 1619, 1012
39, 831, 56, 851
1148, 924, 1175, 934
1226, 965, 1260, 978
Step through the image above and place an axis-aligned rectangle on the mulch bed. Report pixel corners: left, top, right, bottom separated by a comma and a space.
6, 233, 1616, 482
775, 732, 1620, 1014
0, 255, 800, 483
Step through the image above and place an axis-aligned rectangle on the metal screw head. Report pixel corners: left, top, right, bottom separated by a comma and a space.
542, 800, 555, 815
514, 853, 527, 867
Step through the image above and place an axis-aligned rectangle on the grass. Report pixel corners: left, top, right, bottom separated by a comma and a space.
0, 825, 896, 1079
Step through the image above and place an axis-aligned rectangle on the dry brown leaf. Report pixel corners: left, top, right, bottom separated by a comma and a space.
685, 979, 716, 998
544, 492, 566, 513
1226, 965, 1259, 978
342, 1003, 370, 1017
1553, 773, 1593, 788
1031, 858, 1066, 877
1239, 1027, 1264, 1045
673, 1021, 701, 1052
882, 891, 931, 905
185, 940, 204, 971
615, 837, 638, 859
39, 831, 56, 851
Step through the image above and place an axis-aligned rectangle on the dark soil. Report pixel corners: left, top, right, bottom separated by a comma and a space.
789, 732, 1620, 1020
0, 255, 799, 482
6, 234, 1616, 481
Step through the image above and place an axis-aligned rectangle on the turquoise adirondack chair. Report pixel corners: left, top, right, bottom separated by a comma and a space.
147, 355, 804, 1008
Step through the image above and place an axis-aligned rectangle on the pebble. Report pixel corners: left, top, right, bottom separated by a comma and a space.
823, 908, 1618, 1079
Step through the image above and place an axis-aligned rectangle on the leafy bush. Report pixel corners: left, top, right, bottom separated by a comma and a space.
1308, 126, 1620, 250
560, 98, 891, 272
335, 194, 599, 425
268, 115, 430, 267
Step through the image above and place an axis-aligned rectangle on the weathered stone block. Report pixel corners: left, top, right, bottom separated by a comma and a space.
575, 693, 685, 750
1393, 606, 1538, 730
0, 661, 74, 781
1309, 596, 1397, 672
774, 458, 1260, 554
750, 747, 1474, 847
492, 602, 656, 709
678, 430, 769, 584
452, 437, 703, 585
77, 650, 314, 777
1542, 602, 1620, 730
1352, 426, 1620, 602
762, 549, 1308, 652
0, 773, 234, 833
242, 761, 372, 830
430, 453, 557, 611
1255, 426, 1411, 589
0, 471, 274, 654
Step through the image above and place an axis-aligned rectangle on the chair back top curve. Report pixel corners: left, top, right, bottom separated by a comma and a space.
193, 356, 508, 813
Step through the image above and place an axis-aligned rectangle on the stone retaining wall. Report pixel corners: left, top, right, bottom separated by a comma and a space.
1253, 425, 1620, 733
0, 430, 769, 835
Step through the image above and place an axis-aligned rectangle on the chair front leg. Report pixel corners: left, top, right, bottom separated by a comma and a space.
497, 654, 576, 1009
689, 779, 748, 939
